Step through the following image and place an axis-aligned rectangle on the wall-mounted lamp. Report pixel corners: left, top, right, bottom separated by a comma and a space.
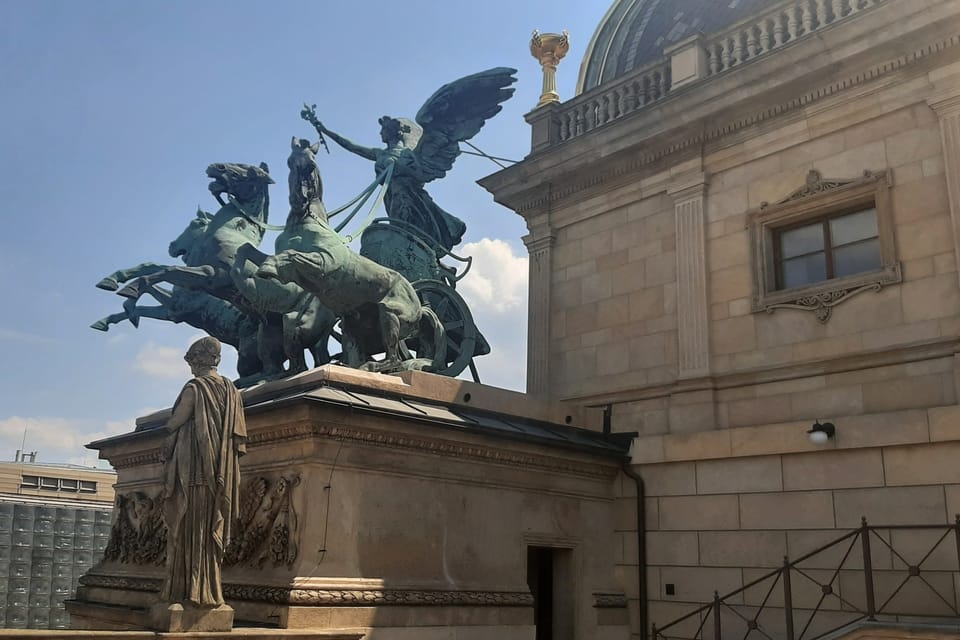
807, 420, 836, 444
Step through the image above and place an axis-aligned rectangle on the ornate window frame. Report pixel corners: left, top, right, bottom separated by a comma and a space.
748, 169, 901, 322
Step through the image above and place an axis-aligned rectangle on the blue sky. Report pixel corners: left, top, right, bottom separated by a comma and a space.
0, 1, 609, 464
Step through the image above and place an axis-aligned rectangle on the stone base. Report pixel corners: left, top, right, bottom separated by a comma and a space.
149, 601, 234, 632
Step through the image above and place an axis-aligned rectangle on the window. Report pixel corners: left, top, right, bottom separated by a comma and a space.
774, 208, 881, 290
749, 170, 900, 322
18, 474, 97, 494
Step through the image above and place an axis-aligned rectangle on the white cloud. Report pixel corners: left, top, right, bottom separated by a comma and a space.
134, 341, 190, 379
0, 409, 156, 467
455, 238, 528, 391
0, 327, 55, 345
457, 238, 527, 313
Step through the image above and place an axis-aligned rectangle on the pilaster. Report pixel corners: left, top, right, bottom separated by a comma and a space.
670, 177, 711, 379
927, 81, 960, 291
523, 225, 555, 397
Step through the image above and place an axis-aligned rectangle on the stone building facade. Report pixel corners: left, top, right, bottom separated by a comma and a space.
0, 461, 115, 630
481, 0, 960, 637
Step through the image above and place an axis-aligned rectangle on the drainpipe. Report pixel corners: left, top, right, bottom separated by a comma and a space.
621, 464, 648, 640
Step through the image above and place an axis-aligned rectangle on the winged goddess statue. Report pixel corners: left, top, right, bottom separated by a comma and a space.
302, 67, 517, 252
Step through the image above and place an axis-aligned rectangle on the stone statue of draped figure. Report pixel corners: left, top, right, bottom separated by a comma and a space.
154, 336, 246, 631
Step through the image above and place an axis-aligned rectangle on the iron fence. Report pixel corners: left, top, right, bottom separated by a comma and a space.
652, 517, 960, 640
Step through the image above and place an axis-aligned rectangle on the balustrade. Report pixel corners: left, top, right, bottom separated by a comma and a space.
548, 0, 884, 145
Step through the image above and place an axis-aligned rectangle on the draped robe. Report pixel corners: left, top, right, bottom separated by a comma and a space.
160, 373, 246, 606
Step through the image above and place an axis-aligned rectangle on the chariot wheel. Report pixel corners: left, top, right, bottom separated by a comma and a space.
404, 279, 482, 378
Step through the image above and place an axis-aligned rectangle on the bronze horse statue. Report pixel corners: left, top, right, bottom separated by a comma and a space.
92, 210, 263, 377
254, 137, 445, 372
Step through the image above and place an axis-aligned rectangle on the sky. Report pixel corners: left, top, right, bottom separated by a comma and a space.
0, 1, 610, 465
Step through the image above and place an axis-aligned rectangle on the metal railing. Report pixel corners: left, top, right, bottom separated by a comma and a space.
653, 517, 960, 640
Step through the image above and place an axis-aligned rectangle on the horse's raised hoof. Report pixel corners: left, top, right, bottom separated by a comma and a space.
121, 298, 140, 327
96, 277, 119, 291
90, 319, 110, 332
117, 282, 140, 299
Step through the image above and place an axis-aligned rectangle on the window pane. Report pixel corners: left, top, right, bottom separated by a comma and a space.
39, 477, 58, 490
20, 476, 38, 489
79, 481, 97, 493
781, 253, 827, 289
833, 238, 881, 278
830, 209, 878, 246
779, 223, 824, 259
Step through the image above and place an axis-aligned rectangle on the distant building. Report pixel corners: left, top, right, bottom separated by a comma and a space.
0, 456, 115, 629
482, 0, 960, 637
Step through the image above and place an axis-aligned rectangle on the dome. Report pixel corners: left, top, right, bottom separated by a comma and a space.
577, 0, 772, 94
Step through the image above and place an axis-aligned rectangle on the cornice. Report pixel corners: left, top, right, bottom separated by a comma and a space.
498, 32, 960, 216
112, 419, 619, 480
560, 336, 960, 407
249, 421, 619, 480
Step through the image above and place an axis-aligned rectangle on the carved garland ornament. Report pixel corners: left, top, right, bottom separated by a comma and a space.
593, 592, 628, 608
762, 283, 883, 322
102, 473, 301, 569
77, 574, 533, 607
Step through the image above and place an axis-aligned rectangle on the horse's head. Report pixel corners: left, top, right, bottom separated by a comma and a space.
206, 162, 274, 208
287, 137, 324, 218
169, 209, 214, 259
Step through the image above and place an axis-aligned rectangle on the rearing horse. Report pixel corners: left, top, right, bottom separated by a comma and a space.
91, 210, 263, 376
254, 137, 445, 372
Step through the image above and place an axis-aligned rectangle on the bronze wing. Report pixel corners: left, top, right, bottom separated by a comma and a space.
412, 67, 517, 182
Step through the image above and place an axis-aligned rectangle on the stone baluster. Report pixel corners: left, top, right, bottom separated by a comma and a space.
787, 7, 799, 40
670, 178, 711, 379
746, 25, 759, 58
616, 87, 627, 120
773, 14, 786, 47
732, 32, 744, 66
758, 20, 770, 54
832, 0, 845, 20
815, 0, 830, 26
721, 37, 733, 69
558, 114, 569, 142
801, 0, 815, 33
708, 44, 721, 74
659, 69, 670, 98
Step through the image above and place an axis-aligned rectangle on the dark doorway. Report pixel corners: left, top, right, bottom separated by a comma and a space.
527, 546, 554, 640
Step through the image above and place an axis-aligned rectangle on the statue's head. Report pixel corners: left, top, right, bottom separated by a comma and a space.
169, 209, 213, 259
184, 336, 221, 372
206, 162, 274, 207
378, 116, 411, 145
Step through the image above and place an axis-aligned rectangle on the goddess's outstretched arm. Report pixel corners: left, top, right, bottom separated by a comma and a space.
304, 114, 378, 162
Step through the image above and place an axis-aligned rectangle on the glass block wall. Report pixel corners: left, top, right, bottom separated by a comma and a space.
0, 501, 112, 629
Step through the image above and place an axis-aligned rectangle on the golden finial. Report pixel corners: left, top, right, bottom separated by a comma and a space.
530, 29, 570, 108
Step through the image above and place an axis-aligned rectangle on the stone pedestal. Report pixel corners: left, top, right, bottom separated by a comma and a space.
69, 367, 632, 640
149, 602, 234, 632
